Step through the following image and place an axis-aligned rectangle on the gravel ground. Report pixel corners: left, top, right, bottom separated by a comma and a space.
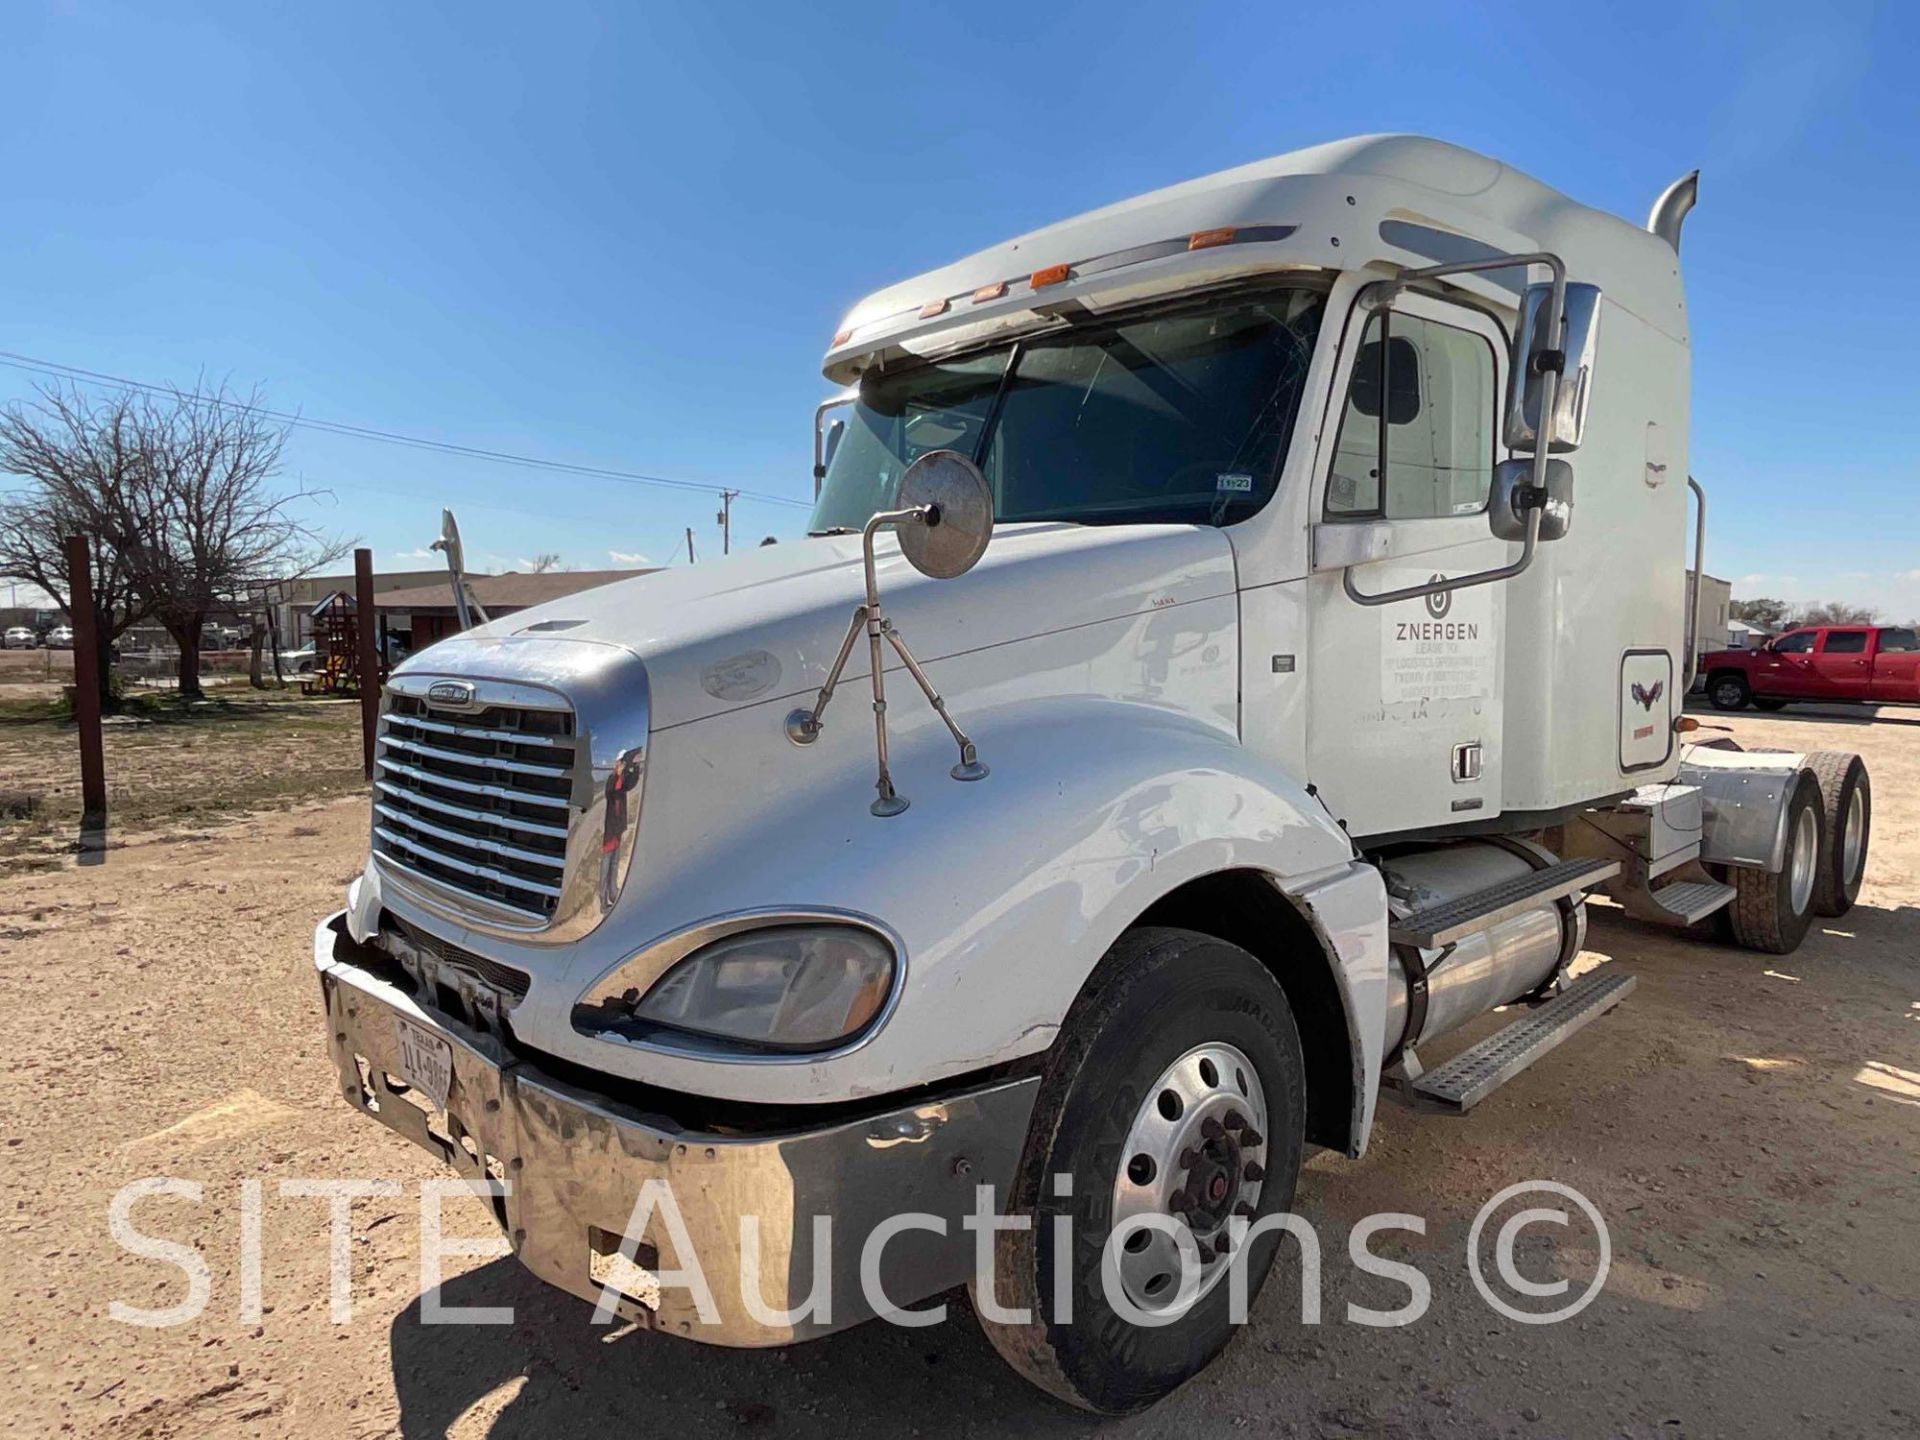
1, 708, 1916, 1438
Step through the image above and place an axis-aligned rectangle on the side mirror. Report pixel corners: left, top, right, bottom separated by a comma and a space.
894, 449, 994, 580
1506, 282, 1602, 453
1489, 458, 1574, 542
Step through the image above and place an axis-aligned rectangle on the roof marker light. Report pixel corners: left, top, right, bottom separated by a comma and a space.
1029, 263, 1071, 289
832, 327, 853, 346
971, 281, 1008, 304
918, 298, 950, 318
1188, 227, 1236, 251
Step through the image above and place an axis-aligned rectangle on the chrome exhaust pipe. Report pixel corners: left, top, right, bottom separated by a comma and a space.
1647, 170, 1699, 254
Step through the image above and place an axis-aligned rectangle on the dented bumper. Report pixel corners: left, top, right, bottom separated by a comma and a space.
314, 914, 1038, 1345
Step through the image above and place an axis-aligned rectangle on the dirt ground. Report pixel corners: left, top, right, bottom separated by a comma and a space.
0, 688, 364, 874
1, 707, 1916, 1439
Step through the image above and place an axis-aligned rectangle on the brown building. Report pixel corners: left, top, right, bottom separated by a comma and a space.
372, 568, 656, 653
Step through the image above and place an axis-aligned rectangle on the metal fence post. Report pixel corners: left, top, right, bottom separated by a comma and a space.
355, 547, 380, 780
63, 534, 108, 843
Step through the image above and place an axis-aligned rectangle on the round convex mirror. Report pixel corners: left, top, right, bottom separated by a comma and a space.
894, 450, 994, 579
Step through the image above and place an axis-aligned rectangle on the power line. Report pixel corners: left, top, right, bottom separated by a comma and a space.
0, 349, 814, 511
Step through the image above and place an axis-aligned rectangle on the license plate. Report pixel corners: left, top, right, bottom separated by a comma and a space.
392, 1014, 453, 1114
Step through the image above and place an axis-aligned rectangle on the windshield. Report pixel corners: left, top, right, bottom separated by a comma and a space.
809, 287, 1326, 534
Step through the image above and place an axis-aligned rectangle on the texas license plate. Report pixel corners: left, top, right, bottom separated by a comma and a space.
392, 1014, 453, 1114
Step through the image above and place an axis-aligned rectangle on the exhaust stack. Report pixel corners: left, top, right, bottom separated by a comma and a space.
1647, 170, 1699, 254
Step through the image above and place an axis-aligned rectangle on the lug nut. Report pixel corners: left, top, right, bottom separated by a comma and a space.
1214, 1229, 1233, 1255
1201, 1117, 1224, 1140
1233, 1202, 1255, 1219
1244, 1161, 1266, 1182
1179, 1147, 1201, 1169
1196, 1241, 1215, 1263
1168, 1189, 1190, 1212
1239, 1127, 1264, 1148
1224, 1110, 1246, 1131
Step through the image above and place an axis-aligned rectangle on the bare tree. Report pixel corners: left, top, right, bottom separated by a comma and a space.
127, 382, 350, 697
530, 552, 564, 573
0, 386, 155, 708
1791, 600, 1878, 627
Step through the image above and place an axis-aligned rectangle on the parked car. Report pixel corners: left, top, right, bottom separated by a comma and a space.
280, 646, 318, 674
1701, 624, 1920, 710
3, 626, 36, 649
44, 624, 74, 649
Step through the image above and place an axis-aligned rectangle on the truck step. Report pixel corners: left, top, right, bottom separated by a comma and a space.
1625, 878, 1737, 926
1411, 970, 1637, 1112
1389, 857, 1621, 949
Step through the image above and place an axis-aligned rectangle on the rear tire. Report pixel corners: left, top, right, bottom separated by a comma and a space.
1804, 751, 1869, 917
1708, 673, 1751, 711
971, 927, 1306, 1415
1752, 698, 1788, 712
1724, 771, 1824, 954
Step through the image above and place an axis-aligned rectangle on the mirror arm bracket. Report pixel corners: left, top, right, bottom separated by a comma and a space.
786, 501, 988, 814
1342, 250, 1569, 610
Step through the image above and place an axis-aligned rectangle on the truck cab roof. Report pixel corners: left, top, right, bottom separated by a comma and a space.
825, 134, 1688, 384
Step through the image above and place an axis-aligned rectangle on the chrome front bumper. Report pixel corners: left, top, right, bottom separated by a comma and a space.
314, 914, 1039, 1345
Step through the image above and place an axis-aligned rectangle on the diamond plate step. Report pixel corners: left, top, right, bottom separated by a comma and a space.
1389, 857, 1621, 949
1637, 879, 1737, 926
1411, 971, 1637, 1113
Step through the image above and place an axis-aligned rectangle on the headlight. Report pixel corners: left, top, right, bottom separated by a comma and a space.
607, 924, 898, 1053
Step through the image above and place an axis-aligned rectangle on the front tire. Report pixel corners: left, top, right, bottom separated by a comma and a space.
1724, 771, 1824, 953
1752, 698, 1788, 712
1804, 751, 1869, 917
1708, 673, 1751, 711
971, 927, 1306, 1415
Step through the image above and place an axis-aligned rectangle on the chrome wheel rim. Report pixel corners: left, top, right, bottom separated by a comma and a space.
1788, 803, 1818, 914
1842, 784, 1865, 887
1108, 1041, 1267, 1316
1714, 680, 1743, 707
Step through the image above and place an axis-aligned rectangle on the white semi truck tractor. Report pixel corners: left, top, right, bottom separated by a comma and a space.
314, 135, 1872, 1413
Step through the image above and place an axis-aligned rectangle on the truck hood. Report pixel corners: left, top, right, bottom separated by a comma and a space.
395, 522, 1237, 730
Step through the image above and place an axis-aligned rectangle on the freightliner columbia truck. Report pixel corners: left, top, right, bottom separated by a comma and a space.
314, 135, 1873, 1413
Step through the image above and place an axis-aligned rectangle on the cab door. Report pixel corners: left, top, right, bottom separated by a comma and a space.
1303, 290, 1510, 839
1870, 626, 1920, 702
1760, 629, 1819, 696
1812, 628, 1874, 699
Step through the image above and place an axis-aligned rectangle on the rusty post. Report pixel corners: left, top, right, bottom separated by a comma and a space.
64, 534, 108, 838
355, 547, 380, 780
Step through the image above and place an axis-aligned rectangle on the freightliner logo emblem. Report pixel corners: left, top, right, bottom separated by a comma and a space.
427, 681, 475, 706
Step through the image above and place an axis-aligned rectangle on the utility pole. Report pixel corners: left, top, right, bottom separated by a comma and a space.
63, 535, 107, 849
685, 527, 696, 564
717, 489, 739, 555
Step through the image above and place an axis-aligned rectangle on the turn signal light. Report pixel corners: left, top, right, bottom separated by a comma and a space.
1029, 263, 1071, 288
1188, 227, 1236, 251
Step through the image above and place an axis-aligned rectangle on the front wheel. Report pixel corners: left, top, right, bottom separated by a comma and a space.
971, 927, 1306, 1415
1752, 698, 1788, 712
1708, 673, 1752, 711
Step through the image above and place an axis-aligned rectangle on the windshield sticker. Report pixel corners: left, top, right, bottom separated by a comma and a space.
1215, 472, 1254, 493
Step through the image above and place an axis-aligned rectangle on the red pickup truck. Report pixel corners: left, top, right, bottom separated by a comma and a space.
1701, 625, 1920, 711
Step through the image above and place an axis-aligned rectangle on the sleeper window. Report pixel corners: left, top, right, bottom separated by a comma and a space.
1327, 311, 1496, 520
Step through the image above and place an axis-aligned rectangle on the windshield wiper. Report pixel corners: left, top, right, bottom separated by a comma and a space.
809, 527, 861, 537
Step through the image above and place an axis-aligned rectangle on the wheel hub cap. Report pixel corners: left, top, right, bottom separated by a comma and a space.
1109, 1041, 1268, 1315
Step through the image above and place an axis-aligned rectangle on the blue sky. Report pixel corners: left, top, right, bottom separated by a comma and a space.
2, 1, 1914, 615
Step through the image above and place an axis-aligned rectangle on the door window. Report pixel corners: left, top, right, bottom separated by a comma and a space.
1327, 310, 1496, 520
1877, 626, 1918, 652
1822, 630, 1869, 653
1772, 631, 1815, 654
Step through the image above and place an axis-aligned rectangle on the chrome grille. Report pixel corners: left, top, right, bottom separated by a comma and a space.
372, 690, 578, 922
